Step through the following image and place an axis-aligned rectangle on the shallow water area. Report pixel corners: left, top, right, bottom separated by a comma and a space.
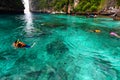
0, 13, 120, 80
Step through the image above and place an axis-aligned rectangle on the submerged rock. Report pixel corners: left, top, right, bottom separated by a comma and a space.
26, 70, 42, 79
42, 22, 68, 28
48, 68, 68, 80
94, 58, 117, 79
45, 65, 68, 80
46, 39, 69, 57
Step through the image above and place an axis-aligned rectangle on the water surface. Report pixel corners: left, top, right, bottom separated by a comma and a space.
0, 14, 120, 80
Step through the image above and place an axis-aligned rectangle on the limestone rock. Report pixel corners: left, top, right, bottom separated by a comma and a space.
0, 0, 24, 13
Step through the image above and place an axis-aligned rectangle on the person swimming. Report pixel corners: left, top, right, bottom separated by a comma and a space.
90, 29, 101, 33
110, 32, 120, 38
13, 40, 31, 48
94, 29, 101, 33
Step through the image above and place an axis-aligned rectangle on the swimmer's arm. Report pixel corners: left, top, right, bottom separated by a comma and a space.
116, 35, 120, 38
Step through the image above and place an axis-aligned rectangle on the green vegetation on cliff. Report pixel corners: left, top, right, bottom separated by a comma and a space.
31, 0, 120, 13
36, 0, 72, 12
116, 0, 120, 6
35, 0, 102, 12
74, 0, 101, 12
52, 0, 73, 11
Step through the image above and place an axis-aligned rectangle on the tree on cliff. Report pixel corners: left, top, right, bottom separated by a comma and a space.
30, 0, 120, 13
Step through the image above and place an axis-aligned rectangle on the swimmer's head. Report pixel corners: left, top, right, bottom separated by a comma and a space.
15, 40, 18, 43
94, 30, 101, 33
110, 32, 117, 36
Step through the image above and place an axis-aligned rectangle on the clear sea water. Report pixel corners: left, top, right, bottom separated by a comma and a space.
0, 13, 120, 80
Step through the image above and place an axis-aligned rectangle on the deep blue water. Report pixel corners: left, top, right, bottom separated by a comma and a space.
0, 13, 120, 80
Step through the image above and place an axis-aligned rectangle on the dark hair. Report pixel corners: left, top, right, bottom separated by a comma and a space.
18, 43, 22, 47
15, 40, 18, 43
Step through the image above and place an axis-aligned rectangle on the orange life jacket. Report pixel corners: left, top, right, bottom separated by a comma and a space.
15, 42, 26, 48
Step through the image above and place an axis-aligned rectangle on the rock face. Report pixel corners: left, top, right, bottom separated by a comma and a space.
29, 0, 120, 15
100, 0, 117, 15
29, 0, 72, 13
74, 0, 79, 8
0, 0, 24, 13
106, 0, 116, 9
29, 0, 53, 13
113, 12, 120, 20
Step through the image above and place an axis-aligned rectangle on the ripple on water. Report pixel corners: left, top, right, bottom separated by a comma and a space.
0, 14, 120, 80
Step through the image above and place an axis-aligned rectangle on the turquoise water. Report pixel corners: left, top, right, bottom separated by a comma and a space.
0, 13, 120, 80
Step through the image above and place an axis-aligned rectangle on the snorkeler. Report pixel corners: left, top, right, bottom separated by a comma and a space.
90, 29, 101, 33
94, 29, 101, 33
110, 32, 120, 38
13, 40, 35, 48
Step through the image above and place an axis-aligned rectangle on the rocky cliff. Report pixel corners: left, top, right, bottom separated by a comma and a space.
29, 0, 120, 20
29, 0, 53, 13
0, 0, 24, 13
29, 0, 120, 15
29, 0, 73, 13
99, 0, 117, 15
29, 0, 103, 13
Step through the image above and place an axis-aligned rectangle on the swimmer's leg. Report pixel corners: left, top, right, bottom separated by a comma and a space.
25, 43, 36, 48
25, 45, 31, 48
31, 42, 36, 48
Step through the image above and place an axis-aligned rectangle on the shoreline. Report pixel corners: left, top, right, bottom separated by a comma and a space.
0, 10, 118, 20
31, 11, 116, 20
